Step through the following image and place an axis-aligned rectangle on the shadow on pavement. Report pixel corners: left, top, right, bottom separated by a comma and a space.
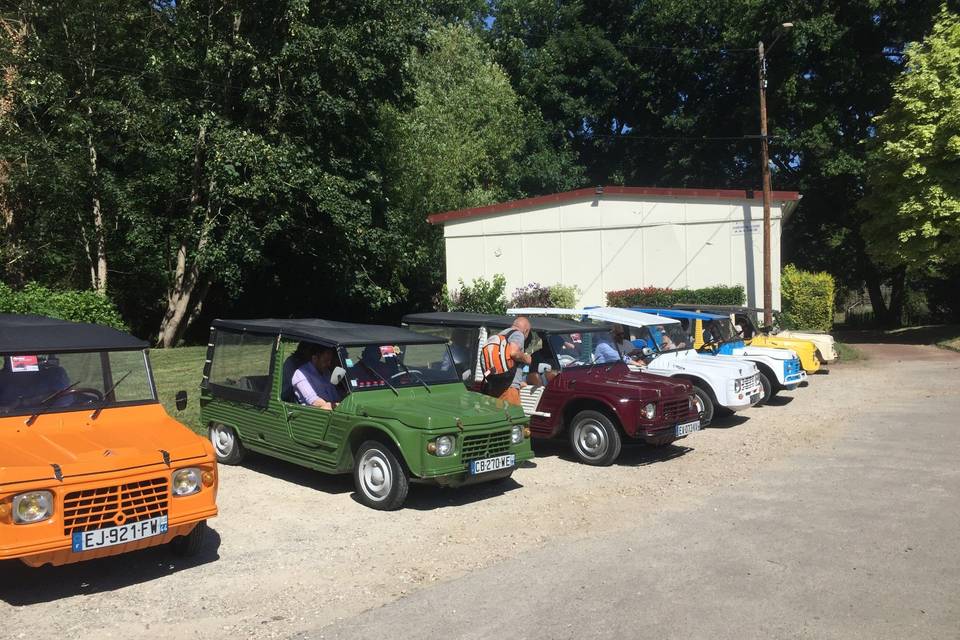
836, 325, 959, 345
241, 451, 353, 495
373, 475, 526, 512
531, 439, 693, 467
0, 526, 221, 606
705, 414, 750, 429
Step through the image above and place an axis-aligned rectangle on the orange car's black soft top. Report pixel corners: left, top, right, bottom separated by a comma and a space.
0, 314, 147, 354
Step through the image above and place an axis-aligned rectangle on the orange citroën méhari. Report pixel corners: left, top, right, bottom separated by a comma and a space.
0, 314, 217, 566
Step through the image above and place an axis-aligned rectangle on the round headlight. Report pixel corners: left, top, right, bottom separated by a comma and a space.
13, 491, 54, 524
172, 468, 202, 496
734, 378, 742, 393
435, 435, 454, 457
643, 402, 656, 420
511, 425, 523, 444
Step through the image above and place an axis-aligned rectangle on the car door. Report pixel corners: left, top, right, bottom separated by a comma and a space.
284, 402, 333, 448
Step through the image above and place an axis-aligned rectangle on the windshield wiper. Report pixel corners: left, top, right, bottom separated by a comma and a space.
90, 370, 132, 420
398, 362, 431, 393
26, 380, 80, 425
359, 361, 399, 396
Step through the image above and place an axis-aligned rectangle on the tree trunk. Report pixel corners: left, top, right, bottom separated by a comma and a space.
887, 267, 907, 327
157, 124, 210, 348
87, 129, 108, 294
864, 270, 890, 326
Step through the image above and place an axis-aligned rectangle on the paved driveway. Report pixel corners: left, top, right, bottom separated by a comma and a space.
309, 345, 960, 640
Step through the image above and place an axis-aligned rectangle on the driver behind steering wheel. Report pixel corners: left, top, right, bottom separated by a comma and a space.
291, 345, 341, 410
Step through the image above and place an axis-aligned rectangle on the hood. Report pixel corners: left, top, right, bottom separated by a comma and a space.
354, 385, 516, 430
753, 335, 816, 356
649, 350, 757, 377
734, 345, 799, 360
0, 404, 210, 487
614, 367, 694, 396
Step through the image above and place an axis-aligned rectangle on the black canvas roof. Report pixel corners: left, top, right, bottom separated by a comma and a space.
211, 318, 447, 347
402, 312, 607, 333
0, 314, 147, 353
673, 304, 778, 315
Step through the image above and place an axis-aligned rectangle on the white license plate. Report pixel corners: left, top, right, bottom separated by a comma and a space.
469, 454, 515, 475
675, 420, 701, 437
71, 515, 168, 552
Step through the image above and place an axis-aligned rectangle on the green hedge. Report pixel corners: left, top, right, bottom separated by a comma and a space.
0, 282, 128, 330
440, 274, 507, 314
606, 285, 745, 308
780, 265, 835, 332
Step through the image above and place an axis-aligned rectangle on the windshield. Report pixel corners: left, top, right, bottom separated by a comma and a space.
340, 342, 461, 391
0, 350, 156, 418
704, 318, 740, 344
626, 323, 692, 353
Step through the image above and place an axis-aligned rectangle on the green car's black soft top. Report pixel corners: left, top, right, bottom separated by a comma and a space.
0, 314, 147, 354
402, 312, 607, 334
211, 318, 448, 348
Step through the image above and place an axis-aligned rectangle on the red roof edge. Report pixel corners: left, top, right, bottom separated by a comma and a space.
427, 185, 802, 225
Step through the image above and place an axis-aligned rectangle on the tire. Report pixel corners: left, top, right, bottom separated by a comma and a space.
209, 423, 245, 465
692, 385, 715, 425
170, 520, 207, 557
756, 372, 774, 405
354, 441, 410, 511
568, 410, 622, 466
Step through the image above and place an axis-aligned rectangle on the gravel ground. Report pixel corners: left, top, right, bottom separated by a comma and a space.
2, 356, 885, 640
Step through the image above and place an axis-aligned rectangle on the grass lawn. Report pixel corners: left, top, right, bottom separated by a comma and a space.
938, 335, 960, 352
149, 346, 208, 430
835, 341, 865, 361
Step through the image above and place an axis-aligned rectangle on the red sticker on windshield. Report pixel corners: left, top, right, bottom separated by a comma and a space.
380, 345, 398, 358
10, 355, 39, 372
570, 333, 582, 343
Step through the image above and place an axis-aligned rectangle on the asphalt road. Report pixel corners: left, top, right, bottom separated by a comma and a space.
308, 345, 960, 640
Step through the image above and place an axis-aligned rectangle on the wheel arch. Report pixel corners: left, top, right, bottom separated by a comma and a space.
561, 397, 623, 436
344, 423, 413, 474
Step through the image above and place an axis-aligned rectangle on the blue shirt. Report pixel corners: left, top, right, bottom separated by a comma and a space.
593, 340, 630, 364
291, 361, 340, 405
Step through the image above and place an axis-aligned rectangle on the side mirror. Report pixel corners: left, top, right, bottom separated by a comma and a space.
461, 369, 472, 382
641, 347, 653, 357
537, 362, 553, 374
330, 367, 346, 386
175, 390, 188, 412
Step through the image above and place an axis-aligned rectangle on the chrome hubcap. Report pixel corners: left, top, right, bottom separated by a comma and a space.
358, 450, 392, 501
210, 425, 235, 457
574, 420, 608, 460
694, 396, 704, 413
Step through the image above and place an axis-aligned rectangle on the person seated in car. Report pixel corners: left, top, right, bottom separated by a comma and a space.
291, 345, 341, 410
281, 341, 314, 402
593, 325, 646, 368
357, 344, 399, 382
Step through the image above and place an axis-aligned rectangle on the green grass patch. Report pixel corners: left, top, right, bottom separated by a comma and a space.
835, 341, 865, 362
937, 336, 960, 352
149, 346, 208, 430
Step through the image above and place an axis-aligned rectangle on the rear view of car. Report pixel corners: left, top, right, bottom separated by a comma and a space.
0, 314, 218, 567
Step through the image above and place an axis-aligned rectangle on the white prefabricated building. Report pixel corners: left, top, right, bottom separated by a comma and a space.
427, 186, 801, 309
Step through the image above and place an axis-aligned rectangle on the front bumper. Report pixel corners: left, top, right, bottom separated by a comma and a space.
0, 465, 218, 567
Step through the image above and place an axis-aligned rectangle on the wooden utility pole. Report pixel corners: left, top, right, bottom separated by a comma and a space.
758, 40, 773, 327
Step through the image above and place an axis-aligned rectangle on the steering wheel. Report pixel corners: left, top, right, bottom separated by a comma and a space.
390, 369, 423, 379
57, 388, 105, 404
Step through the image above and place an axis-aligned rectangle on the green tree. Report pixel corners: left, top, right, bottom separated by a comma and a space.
487, 0, 942, 323
862, 5, 960, 277
379, 24, 581, 312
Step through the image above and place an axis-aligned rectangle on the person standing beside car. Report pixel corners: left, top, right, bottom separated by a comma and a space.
480, 316, 532, 406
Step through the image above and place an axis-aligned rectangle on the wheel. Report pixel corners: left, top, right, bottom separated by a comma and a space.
692, 385, 714, 425
568, 410, 622, 466
209, 423, 245, 465
170, 520, 207, 557
354, 441, 410, 510
756, 372, 774, 405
